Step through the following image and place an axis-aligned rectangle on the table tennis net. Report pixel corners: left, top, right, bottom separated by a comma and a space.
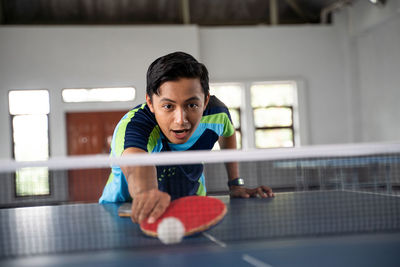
0, 142, 400, 258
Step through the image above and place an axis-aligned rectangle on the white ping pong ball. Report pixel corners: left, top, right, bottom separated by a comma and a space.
157, 217, 185, 244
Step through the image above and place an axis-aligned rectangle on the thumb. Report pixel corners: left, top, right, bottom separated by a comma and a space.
241, 192, 250, 198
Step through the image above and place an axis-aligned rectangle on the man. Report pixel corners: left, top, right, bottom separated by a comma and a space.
100, 51, 274, 224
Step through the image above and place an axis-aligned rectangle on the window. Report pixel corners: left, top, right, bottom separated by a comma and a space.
251, 82, 297, 148
209, 80, 299, 150
62, 87, 136, 102
9, 90, 50, 196
210, 83, 242, 149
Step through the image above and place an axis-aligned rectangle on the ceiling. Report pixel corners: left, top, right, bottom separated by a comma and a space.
0, 0, 350, 26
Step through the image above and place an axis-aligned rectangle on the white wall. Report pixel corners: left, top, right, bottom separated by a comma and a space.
335, 0, 400, 142
199, 25, 350, 145
0, 26, 200, 205
0, 26, 200, 158
0, 24, 352, 162
1, 1, 399, 162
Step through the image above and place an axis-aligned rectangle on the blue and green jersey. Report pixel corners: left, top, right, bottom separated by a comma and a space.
99, 96, 234, 203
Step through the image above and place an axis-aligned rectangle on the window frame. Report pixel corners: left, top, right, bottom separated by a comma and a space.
253, 105, 295, 148
209, 83, 244, 149
228, 106, 242, 149
8, 89, 52, 198
210, 79, 307, 149
61, 86, 137, 103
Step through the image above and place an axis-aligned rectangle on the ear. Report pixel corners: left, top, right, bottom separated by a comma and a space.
146, 94, 155, 113
203, 93, 210, 111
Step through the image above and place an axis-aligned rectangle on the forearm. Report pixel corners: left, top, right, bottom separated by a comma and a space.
218, 133, 274, 199
218, 133, 240, 181
225, 161, 239, 181
121, 148, 158, 198
125, 165, 158, 198
121, 148, 170, 224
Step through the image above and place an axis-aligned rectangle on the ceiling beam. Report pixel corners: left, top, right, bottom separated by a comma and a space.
0, 0, 3, 24
269, 0, 279, 25
285, 0, 313, 22
181, 0, 191, 24
320, 0, 353, 24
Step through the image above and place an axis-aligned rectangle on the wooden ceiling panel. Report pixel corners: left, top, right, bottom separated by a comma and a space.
1, 0, 343, 25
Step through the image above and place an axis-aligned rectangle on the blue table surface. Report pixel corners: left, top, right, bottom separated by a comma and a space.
1, 190, 400, 267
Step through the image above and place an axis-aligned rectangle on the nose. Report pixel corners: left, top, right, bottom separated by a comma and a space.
174, 108, 188, 125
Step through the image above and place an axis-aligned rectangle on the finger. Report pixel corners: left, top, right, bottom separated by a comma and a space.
260, 185, 274, 198
241, 192, 250, 198
131, 198, 138, 223
256, 187, 267, 198
131, 197, 143, 223
246, 188, 258, 198
239, 188, 251, 198
135, 199, 146, 223
147, 197, 170, 224
138, 197, 157, 224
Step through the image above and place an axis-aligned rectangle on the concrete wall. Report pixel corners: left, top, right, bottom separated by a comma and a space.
0, 23, 352, 162
0, 26, 200, 205
0, 26, 200, 158
199, 25, 349, 145
335, 0, 400, 142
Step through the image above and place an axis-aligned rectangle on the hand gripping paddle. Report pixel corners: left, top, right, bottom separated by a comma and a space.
118, 196, 227, 237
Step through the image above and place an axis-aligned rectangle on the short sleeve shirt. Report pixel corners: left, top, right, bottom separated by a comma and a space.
99, 96, 235, 203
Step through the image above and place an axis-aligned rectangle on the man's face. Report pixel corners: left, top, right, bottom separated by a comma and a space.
146, 78, 209, 144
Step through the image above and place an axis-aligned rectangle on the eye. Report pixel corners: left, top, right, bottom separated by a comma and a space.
162, 104, 173, 110
188, 103, 199, 109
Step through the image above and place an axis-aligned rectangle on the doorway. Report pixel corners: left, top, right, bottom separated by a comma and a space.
66, 111, 126, 202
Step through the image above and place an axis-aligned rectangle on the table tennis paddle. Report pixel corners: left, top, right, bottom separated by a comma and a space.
118, 196, 227, 237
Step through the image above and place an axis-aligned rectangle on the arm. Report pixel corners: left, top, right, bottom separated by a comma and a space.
121, 147, 170, 224
218, 133, 274, 198
218, 132, 239, 181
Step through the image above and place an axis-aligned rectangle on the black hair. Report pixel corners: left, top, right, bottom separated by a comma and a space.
146, 51, 209, 98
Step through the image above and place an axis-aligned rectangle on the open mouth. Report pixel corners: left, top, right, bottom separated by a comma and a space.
173, 129, 187, 133
171, 129, 190, 139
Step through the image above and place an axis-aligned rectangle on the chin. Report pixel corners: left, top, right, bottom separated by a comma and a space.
168, 133, 192, 144
170, 138, 189, 144
172, 140, 186, 144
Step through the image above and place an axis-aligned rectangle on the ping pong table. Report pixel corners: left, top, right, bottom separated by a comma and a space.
1, 190, 400, 267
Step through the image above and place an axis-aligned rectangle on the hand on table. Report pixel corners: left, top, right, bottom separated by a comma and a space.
131, 188, 171, 224
229, 185, 275, 199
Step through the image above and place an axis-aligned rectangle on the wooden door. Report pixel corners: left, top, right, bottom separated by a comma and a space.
66, 111, 126, 202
